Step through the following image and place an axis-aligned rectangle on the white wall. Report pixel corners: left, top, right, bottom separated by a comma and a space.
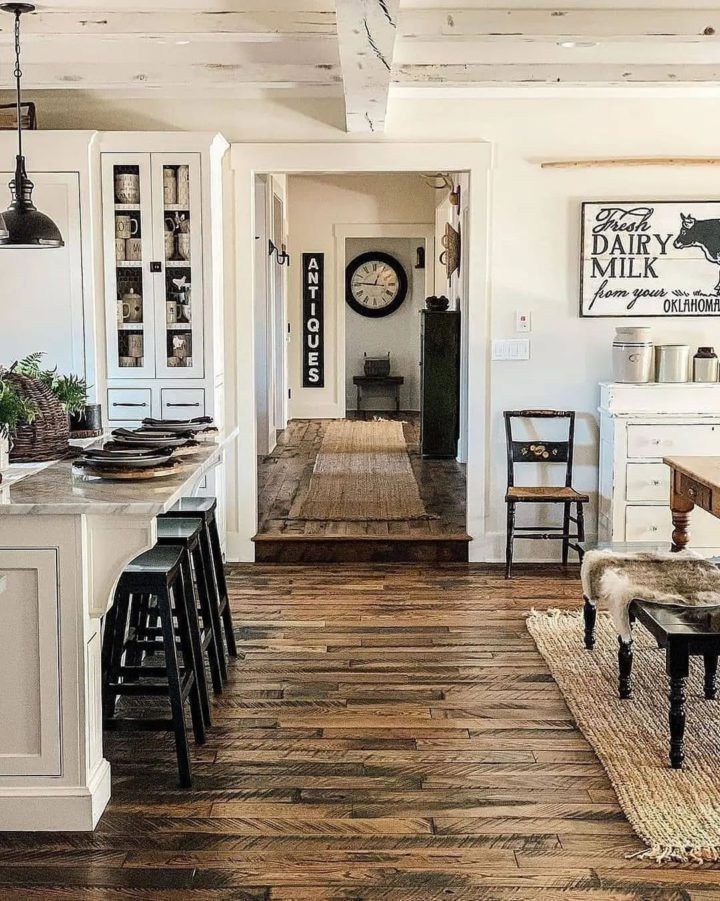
345, 236, 427, 412
286, 173, 435, 419
33, 91, 720, 559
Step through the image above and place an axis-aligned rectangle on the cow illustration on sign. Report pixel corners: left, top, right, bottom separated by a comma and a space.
673, 213, 720, 294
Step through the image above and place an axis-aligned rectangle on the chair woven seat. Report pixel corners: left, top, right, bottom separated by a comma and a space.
506, 486, 589, 503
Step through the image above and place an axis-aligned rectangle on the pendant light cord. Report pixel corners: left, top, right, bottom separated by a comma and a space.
13, 8, 22, 160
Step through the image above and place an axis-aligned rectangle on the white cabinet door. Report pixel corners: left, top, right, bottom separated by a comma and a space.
102, 153, 156, 380
151, 154, 204, 380
0, 549, 61, 776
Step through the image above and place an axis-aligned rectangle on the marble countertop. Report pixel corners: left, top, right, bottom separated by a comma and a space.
0, 430, 237, 516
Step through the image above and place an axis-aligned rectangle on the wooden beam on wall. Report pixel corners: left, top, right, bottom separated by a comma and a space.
335, 0, 400, 133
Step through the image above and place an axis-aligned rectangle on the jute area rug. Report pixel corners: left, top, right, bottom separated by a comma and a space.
295, 419, 429, 521
528, 609, 720, 864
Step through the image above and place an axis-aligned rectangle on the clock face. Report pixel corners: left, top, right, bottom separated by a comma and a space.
346, 251, 408, 318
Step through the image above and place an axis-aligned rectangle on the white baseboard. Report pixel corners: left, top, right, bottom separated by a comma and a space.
225, 531, 254, 563
0, 760, 111, 831
473, 530, 597, 564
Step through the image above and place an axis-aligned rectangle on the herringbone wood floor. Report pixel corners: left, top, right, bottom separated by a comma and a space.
0, 564, 714, 899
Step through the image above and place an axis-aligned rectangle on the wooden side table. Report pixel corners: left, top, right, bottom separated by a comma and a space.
353, 375, 404, 413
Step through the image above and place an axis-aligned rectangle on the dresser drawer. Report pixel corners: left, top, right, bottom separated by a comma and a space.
107, 388, 152, 421
160, 388, 205, 419
626, 463, 670, 502
627, 423, 720, 459
626, 504, 720, 545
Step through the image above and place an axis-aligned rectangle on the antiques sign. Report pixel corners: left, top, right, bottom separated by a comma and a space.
581, 201, 720, 317
302, 252, 324, 387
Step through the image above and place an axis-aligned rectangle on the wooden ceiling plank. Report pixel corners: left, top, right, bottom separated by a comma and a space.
0, 62, 342, 89
400, 9, 720, 43
335, 0, 400, 133
0, 10, 336, 37
396, 62, 720, 83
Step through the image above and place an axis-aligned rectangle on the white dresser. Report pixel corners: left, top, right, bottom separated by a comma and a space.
599, 382, 720, 552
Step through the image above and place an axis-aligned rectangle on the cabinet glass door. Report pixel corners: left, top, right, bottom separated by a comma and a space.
151, 154, 204, 379
102, 154, 155, 380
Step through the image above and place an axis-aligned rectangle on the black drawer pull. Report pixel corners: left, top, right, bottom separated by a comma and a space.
113, 402, 148, 407
167, 402, 201, 407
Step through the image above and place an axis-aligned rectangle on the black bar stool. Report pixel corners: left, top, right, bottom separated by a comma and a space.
155, 516, 225, 699
161, 496, 237, 660
102, 544, 206, 788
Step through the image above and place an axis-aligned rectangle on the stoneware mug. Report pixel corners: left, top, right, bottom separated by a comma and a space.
125, 238, 142, 261
115, 172, 140, 205
115, 238, 126, 262
116, 215, 138, 239
177, 233, 191, 261
166, 302, 179, 324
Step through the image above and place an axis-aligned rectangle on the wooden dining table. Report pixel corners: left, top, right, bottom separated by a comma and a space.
664, 455, 720, 551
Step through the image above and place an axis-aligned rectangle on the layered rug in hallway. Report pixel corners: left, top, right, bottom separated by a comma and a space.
529, 608, 720, 864
294, 418, 430, 521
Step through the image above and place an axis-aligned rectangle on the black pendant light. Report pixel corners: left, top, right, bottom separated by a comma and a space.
0, 3, 63, 248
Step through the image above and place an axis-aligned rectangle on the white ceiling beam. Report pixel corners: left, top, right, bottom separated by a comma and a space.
0, 9, 336, 39
0, 62, 341, 90
335, 0, 400, 133
400, 9, 720, 43
396, 62, 720, 84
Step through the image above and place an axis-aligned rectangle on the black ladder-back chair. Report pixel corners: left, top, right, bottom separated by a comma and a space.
504, 410, 588, 579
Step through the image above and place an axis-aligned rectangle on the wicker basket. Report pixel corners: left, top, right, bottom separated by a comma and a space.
6, 371, 70, 463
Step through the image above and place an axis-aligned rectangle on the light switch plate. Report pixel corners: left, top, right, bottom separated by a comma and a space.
515, 311, 531, 333
492, 338, 530, 361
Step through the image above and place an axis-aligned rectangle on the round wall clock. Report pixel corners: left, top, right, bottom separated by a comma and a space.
345, 251, 408, 318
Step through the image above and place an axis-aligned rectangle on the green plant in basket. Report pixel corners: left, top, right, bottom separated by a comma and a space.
0, 376, 38, 439
15, 353, 89, 415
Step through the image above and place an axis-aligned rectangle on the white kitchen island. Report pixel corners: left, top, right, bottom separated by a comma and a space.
0, 432, 236, 831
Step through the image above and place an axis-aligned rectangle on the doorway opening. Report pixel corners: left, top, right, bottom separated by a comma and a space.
247, 165, 477, 563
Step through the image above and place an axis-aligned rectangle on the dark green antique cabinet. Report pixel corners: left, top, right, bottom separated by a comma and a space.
420, 310, 460, 458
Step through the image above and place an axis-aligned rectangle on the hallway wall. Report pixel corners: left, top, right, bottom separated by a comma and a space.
345, 236, 428, 412
286, 173, 435, 419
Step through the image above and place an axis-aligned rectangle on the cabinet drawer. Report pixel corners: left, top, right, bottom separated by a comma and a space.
626, 463, 670, 502
626, 504, 720, 545
627, 423, 720, 459
161, 388, 205, 419
107, 388, 152, 420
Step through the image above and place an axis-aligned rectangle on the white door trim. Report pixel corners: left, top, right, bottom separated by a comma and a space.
334, 223, 436, 420
230, 142, 493, 563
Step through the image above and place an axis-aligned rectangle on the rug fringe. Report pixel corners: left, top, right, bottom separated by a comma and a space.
627, 844, 720, 864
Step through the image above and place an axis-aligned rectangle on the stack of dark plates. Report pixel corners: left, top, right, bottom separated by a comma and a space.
73, 417, 216, 480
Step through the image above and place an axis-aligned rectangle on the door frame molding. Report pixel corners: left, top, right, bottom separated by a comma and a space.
230, 142, 493, 562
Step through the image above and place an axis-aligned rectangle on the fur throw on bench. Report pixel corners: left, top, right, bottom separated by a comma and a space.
581, 549, 720, 641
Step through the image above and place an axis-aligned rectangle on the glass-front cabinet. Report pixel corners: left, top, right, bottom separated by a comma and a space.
102, 153, 204, 380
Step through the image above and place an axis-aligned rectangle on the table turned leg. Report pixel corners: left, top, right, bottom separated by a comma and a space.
583, 597, 596, 650
618, 636, 634, 699
667, 644, 689, 769
705, 652, 719, 700
670, 484, 694, 553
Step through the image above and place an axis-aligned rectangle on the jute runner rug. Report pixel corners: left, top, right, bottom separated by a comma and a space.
528, 609, 720, 864
295, 419, 429, 521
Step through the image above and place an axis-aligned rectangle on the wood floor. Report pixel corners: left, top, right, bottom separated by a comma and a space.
0, 564, 715, 899
255, 416, 469, 562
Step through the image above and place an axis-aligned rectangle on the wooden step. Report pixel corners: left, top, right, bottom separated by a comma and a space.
253, 533, 471, 564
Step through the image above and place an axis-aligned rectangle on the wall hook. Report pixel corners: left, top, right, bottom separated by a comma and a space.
269, 239, 290, 266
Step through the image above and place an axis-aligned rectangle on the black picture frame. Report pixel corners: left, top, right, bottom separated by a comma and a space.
345, 250, 408, 318
579, 200, 720, 318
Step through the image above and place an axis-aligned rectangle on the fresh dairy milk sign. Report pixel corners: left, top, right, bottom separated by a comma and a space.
580, 201, 720, 317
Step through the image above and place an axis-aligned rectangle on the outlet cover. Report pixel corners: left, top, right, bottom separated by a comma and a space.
492, 338, 530, 361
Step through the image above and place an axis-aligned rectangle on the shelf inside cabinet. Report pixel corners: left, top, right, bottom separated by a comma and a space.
166, 323, 192, 331
164, 204, 190, 212
165, 261, 191, 269
116, 261, 143, 269
115, 204, 141, 212
117, 323, 145, 331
